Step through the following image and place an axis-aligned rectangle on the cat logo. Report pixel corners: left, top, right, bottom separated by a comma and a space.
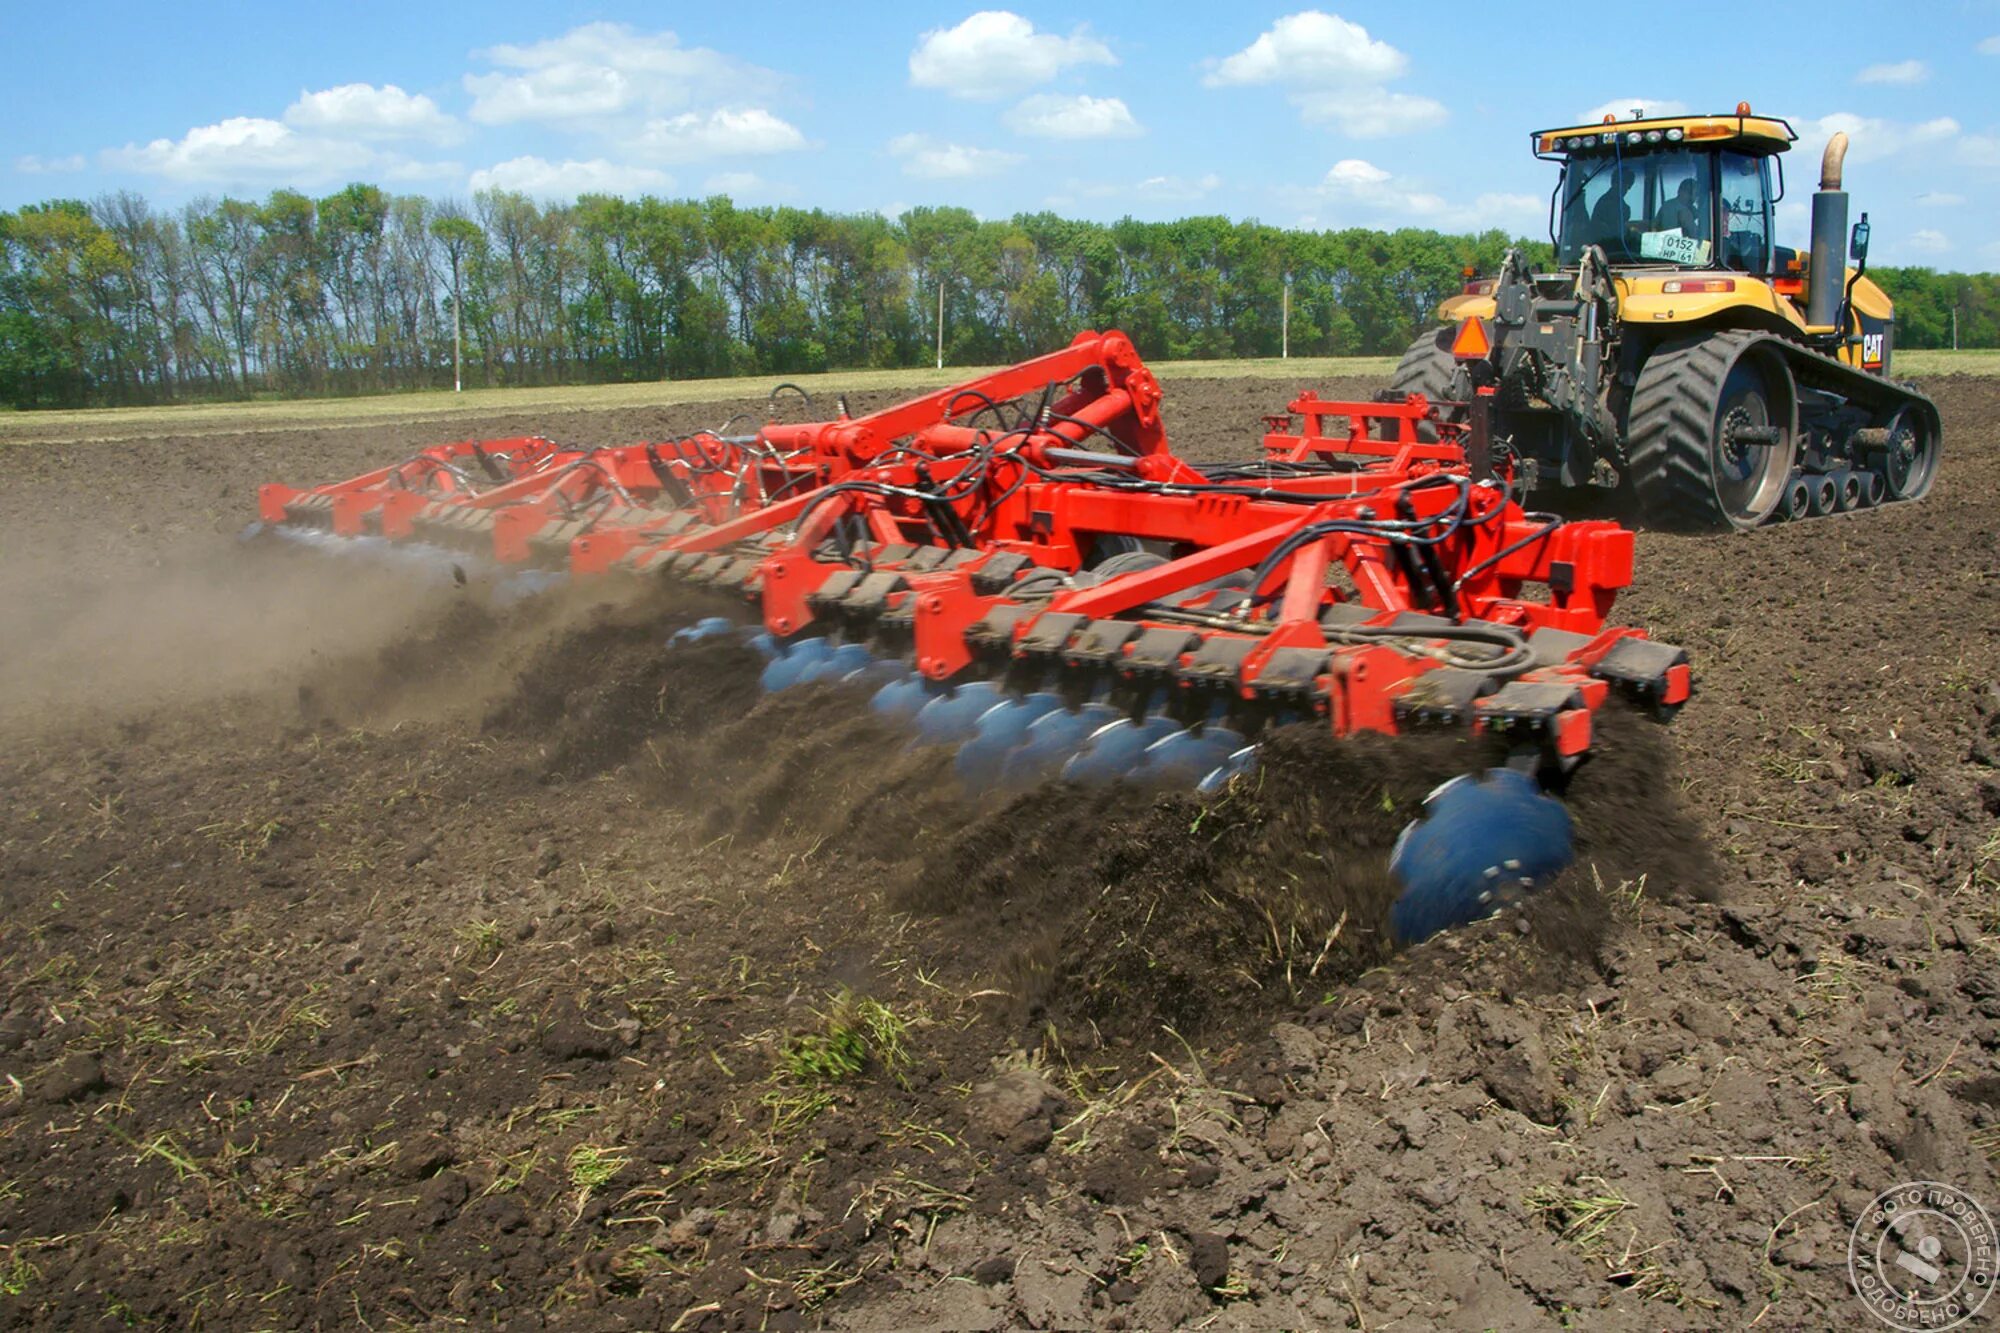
1861, 332, 1886, 368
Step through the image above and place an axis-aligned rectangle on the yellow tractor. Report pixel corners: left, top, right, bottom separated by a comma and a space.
1393, 104, 1942, 530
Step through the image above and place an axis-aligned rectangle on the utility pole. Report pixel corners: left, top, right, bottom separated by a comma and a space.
430, 213, 480, 394
936, 281, 945, 370
1282, 272, 1292, 359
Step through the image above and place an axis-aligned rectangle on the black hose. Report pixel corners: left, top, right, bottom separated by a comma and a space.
1449, 512, 1563, 596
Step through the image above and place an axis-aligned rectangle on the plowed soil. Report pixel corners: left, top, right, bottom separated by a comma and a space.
1, 375, 1997, 1331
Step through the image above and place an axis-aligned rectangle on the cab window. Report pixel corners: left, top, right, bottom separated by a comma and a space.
1718, 152, 1773, 273
1557, 147, 1714, 266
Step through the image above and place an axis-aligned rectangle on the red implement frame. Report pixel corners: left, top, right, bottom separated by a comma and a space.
257, 332, 1690, 763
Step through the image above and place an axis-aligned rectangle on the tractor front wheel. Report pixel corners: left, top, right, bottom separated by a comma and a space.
1388, 327, 1469, 419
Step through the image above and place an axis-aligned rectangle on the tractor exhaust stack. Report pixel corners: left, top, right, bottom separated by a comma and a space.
1808, 132, 1850, 328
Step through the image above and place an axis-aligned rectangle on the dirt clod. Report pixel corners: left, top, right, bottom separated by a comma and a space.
35, 1051, 106, 1104
972, 1255, 1015, 1285
1189, 1231, 1232, 1291
966, 1068, 1064, 1141
539, 999, 618, 1060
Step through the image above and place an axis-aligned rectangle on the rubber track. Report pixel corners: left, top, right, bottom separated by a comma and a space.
1782, 339, 1939, 425
1624, 331, 1773, 531
1628, 331, 1944, 529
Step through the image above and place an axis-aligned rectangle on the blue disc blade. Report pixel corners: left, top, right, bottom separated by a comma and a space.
669, 615, 737, 646
971, 692, 1066, 746
1389, 768, 1573, 944
913, 681, 1004, 745
871, 675, 939, 722
845, 658, 908, 687
1195, 744, 1259, 795
1001, 703, 1123, 784
1139, 726, 1248, 786
1061, 715, 1184, 784
741, 630, 781, 660
759, 637, 830, 692
795, 642, 873, 685
955, 693, 1066, 786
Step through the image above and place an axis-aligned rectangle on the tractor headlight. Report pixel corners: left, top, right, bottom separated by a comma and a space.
1645, 130, 1663, 143
1665, 128, 1684, 141
1627, 131, 1643, 145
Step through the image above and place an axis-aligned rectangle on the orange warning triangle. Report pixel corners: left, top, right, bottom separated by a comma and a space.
1451, 316, 1491, 360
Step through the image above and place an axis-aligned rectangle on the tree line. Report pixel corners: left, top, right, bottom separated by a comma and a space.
0, 186, 1990, 409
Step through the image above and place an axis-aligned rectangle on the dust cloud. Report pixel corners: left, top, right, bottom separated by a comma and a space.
0, 543, 462, 735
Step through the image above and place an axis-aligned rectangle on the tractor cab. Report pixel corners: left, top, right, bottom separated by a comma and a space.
1537, 108, 1795, 274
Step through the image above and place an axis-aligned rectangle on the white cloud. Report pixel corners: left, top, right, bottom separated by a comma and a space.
703, 171, 765, 196
1319, 157, 1539, 231
1982, 36, 2000, 55
908, 12, 1114, 101
99, 114, 459, 187
464, 22, 761, 125
1325, 158, 1391, 188
629, 108, 806, 162
1856, 60, 1929, 86
1054, 172, 1222, 206
1294, 89, 1447, 138
101, 117, 377, 184
378, 157, 463, 184
1960, 133, 2000, 168
1204, 12, 1444, 137
15, 153, 86, 174
888, 133, 1023, 179
1472, 193, 1544, 222
1003, 93, 1141, 140
1907, 228, 1950, 254
468, 155, 671, 197
1577, 98, 1689, 124
1917, 191, 1965, 206
1794, 113, 1959, 166
1133, 173, 1221, 202
284, 83, 458, 142
1205, 11, 1404, 86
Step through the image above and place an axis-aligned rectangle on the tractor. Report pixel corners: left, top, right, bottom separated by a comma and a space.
1392, 104, 1943, 531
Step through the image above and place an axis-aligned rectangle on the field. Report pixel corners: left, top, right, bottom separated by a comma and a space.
1, 347, 1989, 448
0, 366, 1997, 1330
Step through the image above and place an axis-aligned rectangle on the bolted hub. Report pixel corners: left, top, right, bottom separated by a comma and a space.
1889, 422, 1916, 469
1721, 406, 1780, 461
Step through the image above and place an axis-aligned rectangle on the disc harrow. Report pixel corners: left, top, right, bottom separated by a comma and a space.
255, 331, 1692, 941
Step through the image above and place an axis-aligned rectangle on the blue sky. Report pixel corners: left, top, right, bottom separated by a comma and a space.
4, 1, 1995, 268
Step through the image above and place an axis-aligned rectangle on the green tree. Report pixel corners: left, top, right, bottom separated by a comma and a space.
430, 210, 483, 391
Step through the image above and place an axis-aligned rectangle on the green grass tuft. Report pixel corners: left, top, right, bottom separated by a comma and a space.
780, 990, 914, 1085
